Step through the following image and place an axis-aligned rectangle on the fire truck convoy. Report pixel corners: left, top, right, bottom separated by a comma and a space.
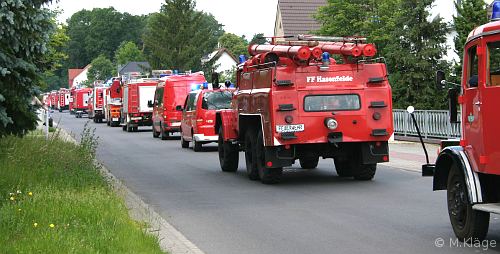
88, 86, 105, 123
151, 72, 207, 139
121, 78, 157, 132
180, 84, 233, 151
419, 6, 500, 241
216, 36, 393, 184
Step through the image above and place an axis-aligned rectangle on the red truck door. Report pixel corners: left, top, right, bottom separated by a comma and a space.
463, 39, 487, 173
478, 36, 500, 175
153, 86, 164, 129
181, 92, 199, 139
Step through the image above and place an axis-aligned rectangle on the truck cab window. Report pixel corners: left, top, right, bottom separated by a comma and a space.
487, 41, 500, 86
467, 45, 479, 88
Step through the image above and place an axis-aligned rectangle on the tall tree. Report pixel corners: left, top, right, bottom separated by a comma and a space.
114, 41, 146, 66
452, 0, 488, 79
218, 33, 248, 57
0, 0, 55, 137
66, 8, 146, 68
143, 0, 224, 71
41, 23, 70, 91
385, 0, 450, 109
87, 55, 114, 83
315, 0, 401, 56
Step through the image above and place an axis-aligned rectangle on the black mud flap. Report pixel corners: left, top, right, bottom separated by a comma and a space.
361, 141, 389, 164
264, 145, 294, 168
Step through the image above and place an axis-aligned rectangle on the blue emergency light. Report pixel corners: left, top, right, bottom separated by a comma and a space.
239, 55, 247, 64
492, 1, 500, 21
191, 84, 200, 91
203, 82, 209, 89
173, 70, 179, 75
322, 52, 331, 63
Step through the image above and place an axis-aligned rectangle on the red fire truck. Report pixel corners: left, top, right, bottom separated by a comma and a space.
72, 87, 92, 118
417, 6, 500, 241
216, 36, 393, 184
121, 78, 158, 132
151, 72, 207, 139
88, 86, 105, 123
57, 88, 70, 112
49, 90, 58, 109
180, 85, 233, 151
105, 79, 123, 127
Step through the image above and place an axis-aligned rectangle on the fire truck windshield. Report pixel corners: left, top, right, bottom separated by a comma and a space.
202, 91, 232, 110
304, 94, 361, 112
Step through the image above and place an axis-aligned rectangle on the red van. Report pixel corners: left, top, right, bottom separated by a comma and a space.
151, 72, 207, 140
180, 88, 233, 151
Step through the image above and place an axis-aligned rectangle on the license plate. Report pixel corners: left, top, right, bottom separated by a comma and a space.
171, 122, 181, 127
112, 118, 119, 121
276, 124, 304, 133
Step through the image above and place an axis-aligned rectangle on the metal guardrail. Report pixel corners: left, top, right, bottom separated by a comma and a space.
393, 109, 461, 139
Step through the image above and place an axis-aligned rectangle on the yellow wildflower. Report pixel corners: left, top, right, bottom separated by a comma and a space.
28, 192, 33, 196
33, 223, 38, 227
9, 197, 14, 201
49, 224, 55, 228
18, 208, 21, 212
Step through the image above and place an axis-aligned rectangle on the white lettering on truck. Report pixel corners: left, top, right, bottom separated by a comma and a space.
306, 76, 354, 83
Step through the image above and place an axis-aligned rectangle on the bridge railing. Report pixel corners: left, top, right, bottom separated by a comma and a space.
393, 109, 461, 139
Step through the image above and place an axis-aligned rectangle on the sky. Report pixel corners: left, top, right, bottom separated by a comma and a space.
48, 0, 278, 40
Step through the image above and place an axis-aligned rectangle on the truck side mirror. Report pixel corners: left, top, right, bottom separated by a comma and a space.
448, 88, 459, 123
176, 105, 183, 111
148, 100, 154, 107
436, 70, 446, 90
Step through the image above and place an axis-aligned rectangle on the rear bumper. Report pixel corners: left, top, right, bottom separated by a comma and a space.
193, 134, 218, 142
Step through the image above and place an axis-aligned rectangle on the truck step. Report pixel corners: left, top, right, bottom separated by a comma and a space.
473, 203, 500, 214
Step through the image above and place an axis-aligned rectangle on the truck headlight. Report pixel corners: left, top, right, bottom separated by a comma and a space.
324, 118, 338, 130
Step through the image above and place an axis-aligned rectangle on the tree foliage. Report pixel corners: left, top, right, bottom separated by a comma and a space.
143, 0, 224, 71
452, 0, 488, 79
0, 0, 55, 137
114, 41, 146, 66
218, 33, 248, 57
41, 23, 70, 91
88, 55, 114, 83
66, 8, 146, 68
250, 33, 267, 45
385, 0, 450, 109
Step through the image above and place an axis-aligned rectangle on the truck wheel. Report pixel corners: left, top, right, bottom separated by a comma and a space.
353, 164, 377, 181
181, 134, 189, 148
126, 124, 133, 132
193, 138, 202, 152
153, 126, 160, 138
256, 130, 282, 184
160, 123, 169, 140
218, 126, 238, 172
122, 124, 126, 131
333, 158, 353, 177
299, 157, 319, 169
59, 108, 62, 112
447, 164, 490, 240
107, 119, 110, 126
244, 129, 260, 180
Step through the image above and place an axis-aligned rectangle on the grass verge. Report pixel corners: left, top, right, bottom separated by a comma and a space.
0, 126, 164, 253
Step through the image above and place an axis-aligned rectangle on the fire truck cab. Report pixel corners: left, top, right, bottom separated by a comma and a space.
180, 84, 233, 151
422, 5, 500, 241
151, 72, 207, 140
217, 36, 393, 184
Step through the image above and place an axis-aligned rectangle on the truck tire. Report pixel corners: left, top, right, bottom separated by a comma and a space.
122, 124, 127, 131
244, 129, 260, 180
126, 124, 133, 132
218, 126, 238, 172
160, 123, 169, 140
353, 164, 376, 181
299, 157, 319, 169
333, 158, 353, 177
181, 134, 189, 148
447, 164, 490, 240
256, 130, 282, 184
193, 137, 202, 152
107, 119, 110, 126
153, 125, 160, 138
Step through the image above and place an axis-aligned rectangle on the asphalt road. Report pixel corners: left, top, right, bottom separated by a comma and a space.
54, 111, 500, 254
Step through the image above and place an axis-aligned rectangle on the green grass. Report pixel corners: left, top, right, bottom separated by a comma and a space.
0, 129, 164, 253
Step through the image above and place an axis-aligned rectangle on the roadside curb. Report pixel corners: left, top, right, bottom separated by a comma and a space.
57, 126, 205, 254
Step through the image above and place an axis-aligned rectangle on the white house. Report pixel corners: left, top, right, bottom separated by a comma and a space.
202, 48, 238, 76
72, 64, 91, 88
